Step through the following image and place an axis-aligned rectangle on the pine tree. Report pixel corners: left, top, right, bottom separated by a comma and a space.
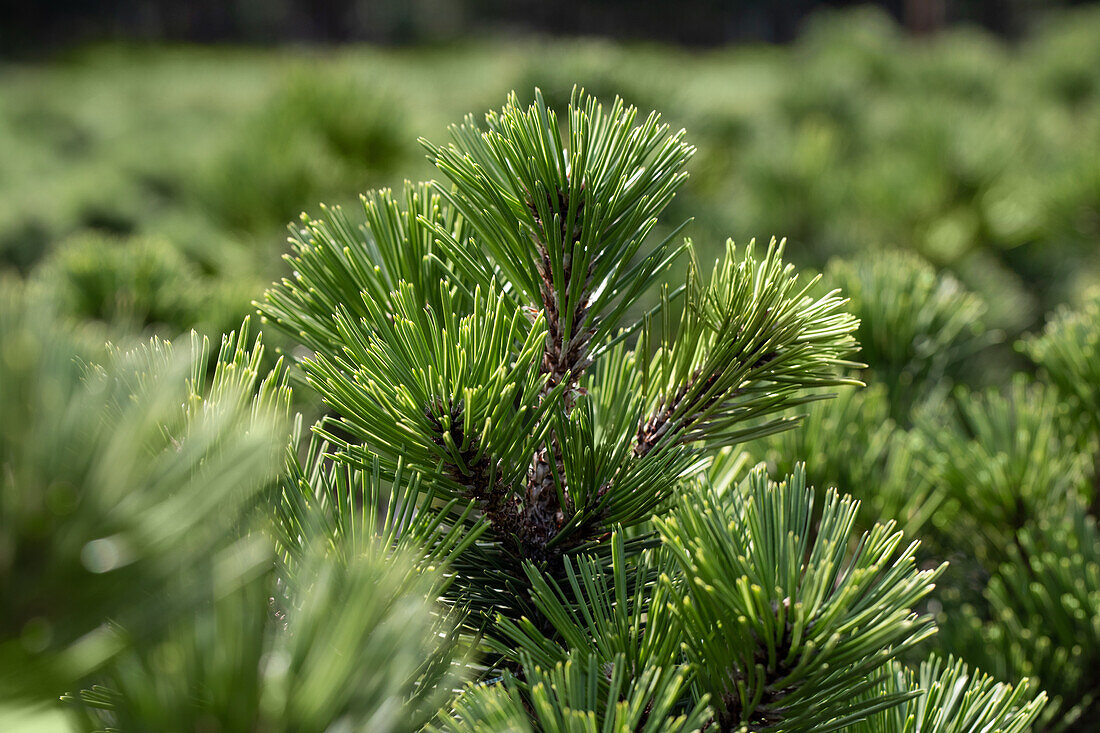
255, 89, 1044, 730
0, 91, 1048, 731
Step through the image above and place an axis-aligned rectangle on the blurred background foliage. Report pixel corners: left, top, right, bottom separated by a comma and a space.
3, 3, 1100, 730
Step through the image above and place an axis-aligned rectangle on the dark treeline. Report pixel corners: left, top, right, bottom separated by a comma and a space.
1, 0, 1089, 55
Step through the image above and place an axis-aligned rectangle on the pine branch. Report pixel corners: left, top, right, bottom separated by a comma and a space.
847, 656, 1046, 733
421, 88, 695, 382
655, 465, 944, 732
637, 238, 861, 457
